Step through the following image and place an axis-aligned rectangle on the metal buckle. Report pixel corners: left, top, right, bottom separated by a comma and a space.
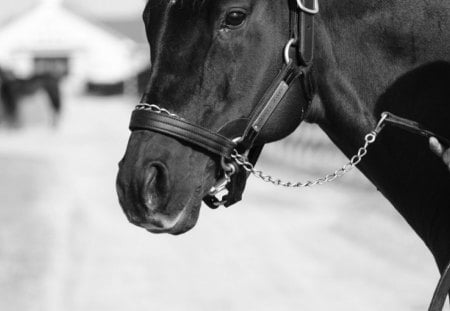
374, 112, 388, 134
284, 38, 297, 64
296, 0, 319, 15
209, 159, 237, 196
208, 160, 237, 207
207, 137, 242, 206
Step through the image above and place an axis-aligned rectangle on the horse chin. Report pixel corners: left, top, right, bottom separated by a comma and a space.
142, 200, 202, 235
123, 187, 204, 235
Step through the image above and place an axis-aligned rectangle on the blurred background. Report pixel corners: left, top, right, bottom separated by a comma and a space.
0, 0, 443, 310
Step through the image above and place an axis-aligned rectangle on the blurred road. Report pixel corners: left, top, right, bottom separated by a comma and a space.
0, 95, 443, 311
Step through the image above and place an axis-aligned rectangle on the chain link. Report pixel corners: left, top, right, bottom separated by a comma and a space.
230, 131, 378, 188
135, 103, 380, 188
136, 103, 184, 120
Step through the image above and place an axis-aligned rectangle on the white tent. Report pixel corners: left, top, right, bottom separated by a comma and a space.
0, 0, 148, 93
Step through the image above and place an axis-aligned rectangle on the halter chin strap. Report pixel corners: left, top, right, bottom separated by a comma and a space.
129, 0, 318, 208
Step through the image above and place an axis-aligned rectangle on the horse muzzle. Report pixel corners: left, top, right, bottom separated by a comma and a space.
116, 131, 213, 234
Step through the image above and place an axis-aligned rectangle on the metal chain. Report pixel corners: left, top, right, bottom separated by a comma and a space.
136, 103, 184, 120
134, 103, 381, 188
230, 131, 378, 188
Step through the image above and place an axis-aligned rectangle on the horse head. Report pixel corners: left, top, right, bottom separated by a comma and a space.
117, 0, 313, 234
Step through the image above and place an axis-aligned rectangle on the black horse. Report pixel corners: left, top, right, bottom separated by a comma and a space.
117, 0, 450, 302
0, 66, 62, 127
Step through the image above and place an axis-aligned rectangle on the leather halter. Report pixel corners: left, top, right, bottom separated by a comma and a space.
130, 0, 318, 208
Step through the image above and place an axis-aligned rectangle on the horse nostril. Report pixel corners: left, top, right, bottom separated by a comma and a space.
141, 163, 169, 213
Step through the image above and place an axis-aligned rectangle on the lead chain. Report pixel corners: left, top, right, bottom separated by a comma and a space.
230, 131, 378, 188
135, 103, 381, 188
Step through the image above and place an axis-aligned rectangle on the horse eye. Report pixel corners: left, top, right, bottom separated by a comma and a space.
224, 11, 247, 27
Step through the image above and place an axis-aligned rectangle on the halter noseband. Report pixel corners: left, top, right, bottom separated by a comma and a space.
129, 0, 318, 208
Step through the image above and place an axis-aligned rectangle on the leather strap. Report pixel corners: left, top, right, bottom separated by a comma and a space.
298, 0, 316, 65
239, 62, 303, 151
429, 262, 450, 311
382, 112, 450, 147
289, 0, 316, 66
129, 110, 236, 158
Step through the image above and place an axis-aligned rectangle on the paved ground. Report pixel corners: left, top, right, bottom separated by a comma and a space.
0, 95, 444, 311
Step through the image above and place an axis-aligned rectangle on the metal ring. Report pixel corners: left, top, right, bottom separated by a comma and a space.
221, 157, 237, 175
232, 137, 242, 144
366, 133, 376, 143
284, 38, 296, 64
296, 0, 319, 15
375, 112, 388, 134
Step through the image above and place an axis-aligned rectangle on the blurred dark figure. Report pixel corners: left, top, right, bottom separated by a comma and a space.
0, 66, 62, 127
0, 66, 17, 126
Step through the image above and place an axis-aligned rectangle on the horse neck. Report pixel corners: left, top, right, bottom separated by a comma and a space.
312, 2, 450, 271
